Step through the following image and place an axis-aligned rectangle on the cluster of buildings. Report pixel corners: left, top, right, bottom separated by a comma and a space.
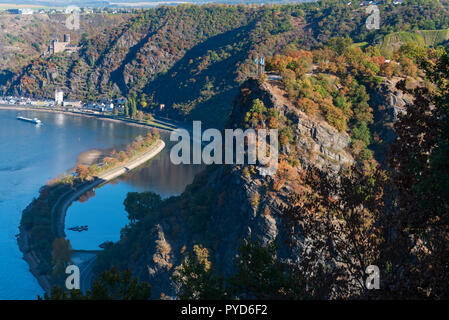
0, 96, 54, 107
355, 0, 404, 5
2, 7, 139, 16
55, 89, 123, 112
0, 89, 126, 114
6, 8, 33, 15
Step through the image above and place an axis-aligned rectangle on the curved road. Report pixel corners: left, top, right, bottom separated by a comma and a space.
51, 139, 166, 292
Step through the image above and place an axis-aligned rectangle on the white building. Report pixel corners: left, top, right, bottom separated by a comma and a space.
8, 8, 33, 15
63, 100, 82, 108
20, 9, 33, 15
55, 89, 64, 105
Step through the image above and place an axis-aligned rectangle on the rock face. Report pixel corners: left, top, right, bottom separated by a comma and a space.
383, 80, 412, 120
229, 78, 353, 173
295, 116, 352, 172
114, 79, 355, 298
370, 78, 414, 161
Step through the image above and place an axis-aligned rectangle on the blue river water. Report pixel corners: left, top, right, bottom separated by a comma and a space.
0, 109, 202, 299
65, 137, 204, 250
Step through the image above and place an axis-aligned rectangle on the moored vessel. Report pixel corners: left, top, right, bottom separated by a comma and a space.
16, 116, 42, 125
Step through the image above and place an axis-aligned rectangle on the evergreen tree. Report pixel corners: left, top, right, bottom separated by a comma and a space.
131, 98, 137, 119
124, 100, 129, 117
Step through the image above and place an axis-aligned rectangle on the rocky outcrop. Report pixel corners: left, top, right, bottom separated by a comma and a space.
230, 78, 353, 173
111, 79, 355, 298
370, 77, 414, 161
295, 116, 352, 172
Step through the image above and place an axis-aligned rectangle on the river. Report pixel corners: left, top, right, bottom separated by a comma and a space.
0, 109, 203, 299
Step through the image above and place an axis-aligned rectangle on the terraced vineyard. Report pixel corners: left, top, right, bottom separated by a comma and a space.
378, 29, 449, 57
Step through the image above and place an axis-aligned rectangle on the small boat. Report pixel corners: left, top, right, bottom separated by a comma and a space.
17, 116, 42, 125
68, 225, 88, 232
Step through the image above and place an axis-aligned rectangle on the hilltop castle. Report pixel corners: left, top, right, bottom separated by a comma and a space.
48, 34, 79, 55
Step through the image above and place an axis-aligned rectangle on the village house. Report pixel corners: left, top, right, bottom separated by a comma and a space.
63, 100, 83, 109
7, 8, 33, 15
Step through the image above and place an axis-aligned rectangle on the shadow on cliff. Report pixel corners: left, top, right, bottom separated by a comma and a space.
144, 23, 256, 129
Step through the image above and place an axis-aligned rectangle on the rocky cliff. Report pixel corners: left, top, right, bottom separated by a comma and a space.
370, 77, 415, 161
96, 78, 355, 298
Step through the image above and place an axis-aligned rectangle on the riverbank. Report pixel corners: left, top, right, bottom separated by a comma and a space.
0, 105, 178, 132
17, 134, 166, 295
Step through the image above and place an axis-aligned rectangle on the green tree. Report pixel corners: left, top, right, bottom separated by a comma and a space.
174, 239, 314, 300
140, 93, 148, 109
41, 267, 151, 300
229, 240, 307, 299
172, 245, 227, 300
326, 36, 353, 55
244, 99, 267, 126
124, 100, 129, 117
51, 238, 73, 281
124, 192, 162, 223
351, 122, 371, 146
131, 97, 138, 119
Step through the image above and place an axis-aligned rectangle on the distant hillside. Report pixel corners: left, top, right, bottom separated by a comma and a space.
0, 0, 316, 8
0, 13, 127, 72
3, 1, 449, 128
2, 5, 306, 128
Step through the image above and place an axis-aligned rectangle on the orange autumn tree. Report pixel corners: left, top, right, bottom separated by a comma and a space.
75, 164, 90, 180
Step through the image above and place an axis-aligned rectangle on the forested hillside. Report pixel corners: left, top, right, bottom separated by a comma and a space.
3, 0, 449, 128
0, 13, 127, 79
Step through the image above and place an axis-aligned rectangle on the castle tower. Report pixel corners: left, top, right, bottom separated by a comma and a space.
55, 89, 64, 106
64, 34, 70, 43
